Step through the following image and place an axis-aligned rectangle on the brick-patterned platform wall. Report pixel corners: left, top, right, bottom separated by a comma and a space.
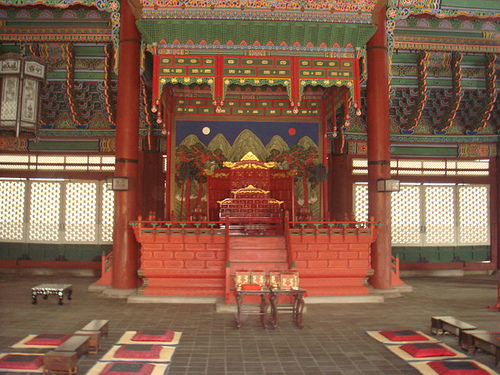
137, 233, 227, 296
289, 232, 374, 295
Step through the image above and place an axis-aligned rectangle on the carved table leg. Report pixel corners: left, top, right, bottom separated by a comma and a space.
294, 294, 305, 329
235, 292, 242, 328
269, 292, 279, 329
260, 293, 269, 329
58, 291, 64, 305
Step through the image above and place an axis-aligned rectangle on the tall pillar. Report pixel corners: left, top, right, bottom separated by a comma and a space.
366, 6, 392, 290
111, 0, 141, 290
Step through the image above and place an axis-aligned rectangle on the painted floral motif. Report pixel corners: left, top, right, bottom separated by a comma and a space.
142, 0, 377, 12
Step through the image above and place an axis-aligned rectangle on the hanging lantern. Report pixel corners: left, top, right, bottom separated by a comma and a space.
0, 52, 47, 137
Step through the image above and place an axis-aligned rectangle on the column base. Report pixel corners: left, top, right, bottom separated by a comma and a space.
370, 287, 402, 299
101, 287, 137, 298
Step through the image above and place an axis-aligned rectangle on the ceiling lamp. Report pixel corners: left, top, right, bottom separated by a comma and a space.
0, 50, 47, 137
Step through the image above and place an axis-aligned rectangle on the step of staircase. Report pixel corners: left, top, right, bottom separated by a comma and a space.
139, 277, 225, 297
229, 235, 286, 249
229, 249, 287, 262
228, 261, 289, 271
225, 235, 289, 304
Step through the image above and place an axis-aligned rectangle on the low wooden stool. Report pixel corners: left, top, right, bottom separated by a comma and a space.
43, 351, 77, 375
81, 319, 109, 336
73, 330, 102, 354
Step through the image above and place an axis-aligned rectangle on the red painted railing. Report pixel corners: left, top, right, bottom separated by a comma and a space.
488, 277, 500, 310
224, 215, 231, 268
130, 218, 380, 238
287, 219, 382, 243
391, 254, 406, 287
130, 219, 226, 241
283, 211, 294, 269
94, 251, 113, 286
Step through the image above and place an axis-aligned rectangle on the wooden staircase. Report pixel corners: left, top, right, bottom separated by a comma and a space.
225, 235, 289, 304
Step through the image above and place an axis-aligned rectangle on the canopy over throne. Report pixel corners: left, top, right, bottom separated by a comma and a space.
205, 152, 296, 222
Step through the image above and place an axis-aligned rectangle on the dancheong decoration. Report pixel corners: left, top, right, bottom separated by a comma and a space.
152, 54, 361, 120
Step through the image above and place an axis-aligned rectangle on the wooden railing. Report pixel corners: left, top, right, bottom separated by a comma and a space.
129, 219, 226, 240
224, 215, 231, 268
287, 219, 382, 242
94, 251, 113, 286
391, 255, 399, 278
488, 277, 500, 310
390, 254, 406, 287
130, 217, 381, 243
283, 211, 294, 269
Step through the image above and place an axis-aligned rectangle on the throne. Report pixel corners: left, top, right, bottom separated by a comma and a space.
218, 185, 284, 235
205, 152, 296, 231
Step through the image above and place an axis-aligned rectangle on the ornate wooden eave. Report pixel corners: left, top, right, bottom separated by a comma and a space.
0, 26, 113, 43
468, 53, 497, 133
137, 19, 376, 52
0, 2, 120, 69
436, 52, 463, 132
394, 35, 500, 54
137, 0, 377, 52
402, 51, 429, 132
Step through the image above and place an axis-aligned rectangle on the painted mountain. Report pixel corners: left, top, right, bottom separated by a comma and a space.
227, 129, 268, 161
177, 130, 317, 162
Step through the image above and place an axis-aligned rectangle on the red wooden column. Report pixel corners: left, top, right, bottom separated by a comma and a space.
366, 6, 392, 290
111, 0, 141, 290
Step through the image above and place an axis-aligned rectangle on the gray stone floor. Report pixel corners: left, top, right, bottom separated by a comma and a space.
0, 272, 499, 374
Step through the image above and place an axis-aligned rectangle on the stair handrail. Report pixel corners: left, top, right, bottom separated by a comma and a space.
391, 254, 399, 278
93, 250, 113, 286
103, 251, 113, 273
225, 214, 231, 268
488, 276, 500, 310
283, 211, 294, 269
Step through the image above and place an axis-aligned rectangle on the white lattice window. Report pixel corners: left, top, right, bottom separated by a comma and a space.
0, 179, 26, 240
353, 182, 490, 247
101, 181, 115, 242
351, 158, 489, 176
354, 183, 368, 222
391, 185, 421, 245
29, 181, 61, 242
0, 154, 115, 171
0, 178, 113, 244
425, 185, 455, 245
65, 182, 97, 242
458, 185, 489, 245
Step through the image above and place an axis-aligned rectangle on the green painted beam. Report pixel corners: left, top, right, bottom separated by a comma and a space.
391, 78, 487, 89
394, 29, 484, 38
390, 145, 458, 157
28, 140, 102, 151
47, 72, 110, 80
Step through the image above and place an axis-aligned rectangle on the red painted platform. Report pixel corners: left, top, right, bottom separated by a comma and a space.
130, 218, 380, 303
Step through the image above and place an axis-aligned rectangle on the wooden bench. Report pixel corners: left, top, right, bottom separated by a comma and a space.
54, 335, 90, 358
431, 316, 477, 346
44, 335, 90, 375
81, 319, 109, 336
460, 330, 489, 352
73, 330, 102, 354
43, 351, 77, 375
469, 331, 500, 366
